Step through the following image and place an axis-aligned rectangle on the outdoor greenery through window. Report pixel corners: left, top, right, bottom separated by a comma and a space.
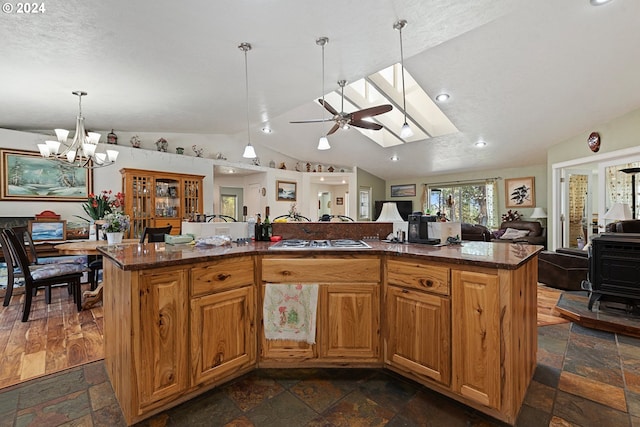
424, 180, 498, 228
220, 195, 237, 220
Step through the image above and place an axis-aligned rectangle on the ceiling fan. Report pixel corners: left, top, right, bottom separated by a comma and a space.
290, 80, 393, 135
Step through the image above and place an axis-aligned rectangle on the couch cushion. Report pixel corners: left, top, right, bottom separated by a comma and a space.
499, 220, 543, 237
500, 227, 530, 240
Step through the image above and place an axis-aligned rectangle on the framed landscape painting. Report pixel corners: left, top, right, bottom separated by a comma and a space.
505, 176, 535, 208
0, 148, 92, 201
277, 180, 297, 201
29, 220, 67, 241
390, 184, 416, 197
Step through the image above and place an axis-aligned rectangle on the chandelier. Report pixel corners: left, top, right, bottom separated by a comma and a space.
37, 91, 119, 169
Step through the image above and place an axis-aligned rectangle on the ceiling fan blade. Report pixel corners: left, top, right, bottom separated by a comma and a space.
351, 104, 393, 121
290, 118, 334, 124
350, 120, 383, 131
326, 123, 340, 135
317, 99, 339, 116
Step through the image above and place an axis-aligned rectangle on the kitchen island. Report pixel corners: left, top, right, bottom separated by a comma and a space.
99, 240, 541, 425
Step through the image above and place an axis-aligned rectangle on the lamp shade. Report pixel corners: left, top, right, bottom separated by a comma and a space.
603, 202, 632, 220
530, 207, 547, 219
376, 202, 405, 222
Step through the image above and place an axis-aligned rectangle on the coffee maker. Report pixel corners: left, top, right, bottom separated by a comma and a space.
408, 213, 440, 244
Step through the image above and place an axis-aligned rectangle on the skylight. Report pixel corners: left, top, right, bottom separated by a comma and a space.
323, 64, 458, 148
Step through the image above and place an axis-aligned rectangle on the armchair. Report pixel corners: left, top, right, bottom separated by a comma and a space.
538, 248, 588, 291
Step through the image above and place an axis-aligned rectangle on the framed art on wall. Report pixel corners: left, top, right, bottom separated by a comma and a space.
505, 176, 535, 208
1, 148, 92, 201
390, 184, 416, 197
276, 180, 297, 201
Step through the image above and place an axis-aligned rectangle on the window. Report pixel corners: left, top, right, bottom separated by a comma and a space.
321, 64, 458, 148
220, 194, 237, 219
425, 180, 498, 228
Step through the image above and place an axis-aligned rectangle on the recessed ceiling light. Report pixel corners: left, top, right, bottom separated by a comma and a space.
435, 93, 450, 102
475, 141, 487, 148
390, 155, 399, 161
590, 0, 613, 5
261, 127, 272, 134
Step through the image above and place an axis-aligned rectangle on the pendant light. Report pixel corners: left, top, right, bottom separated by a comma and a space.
394, 19, 413, 139
316, 37, 331, 150
239, 42, 257, 159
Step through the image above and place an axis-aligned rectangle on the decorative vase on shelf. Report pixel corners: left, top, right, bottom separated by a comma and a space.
106, 232, 124, 245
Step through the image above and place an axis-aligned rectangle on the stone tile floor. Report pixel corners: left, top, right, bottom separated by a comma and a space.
0, 323, 638, 426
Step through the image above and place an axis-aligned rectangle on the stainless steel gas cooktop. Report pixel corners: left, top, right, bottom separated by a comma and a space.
268, 239, 372, 250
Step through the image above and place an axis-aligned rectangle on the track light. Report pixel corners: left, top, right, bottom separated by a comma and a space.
239, 42, 257, 159
394, 19, 413, 139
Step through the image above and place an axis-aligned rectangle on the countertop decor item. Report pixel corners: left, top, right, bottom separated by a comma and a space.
175, 147, 184, 154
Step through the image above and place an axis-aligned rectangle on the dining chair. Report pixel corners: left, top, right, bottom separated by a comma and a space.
139, 225, 172, 243
2, 228, 85, 322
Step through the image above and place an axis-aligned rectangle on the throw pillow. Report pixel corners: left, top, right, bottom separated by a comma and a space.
492, 229, 507, 239
500, 227, 530, 240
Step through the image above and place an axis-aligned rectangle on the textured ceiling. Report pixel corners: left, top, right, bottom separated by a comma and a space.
1, 0, 639, 180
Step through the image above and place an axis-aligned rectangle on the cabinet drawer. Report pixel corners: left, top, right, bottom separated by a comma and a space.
154, 218, 182, 235
387, 260, 450, 296
262, 257, 380, 283
192, 256, 254, 296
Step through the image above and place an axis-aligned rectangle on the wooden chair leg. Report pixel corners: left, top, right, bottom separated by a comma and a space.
74, 280, 82, 312
3, 271, 15, 306
22, 286, 34, 322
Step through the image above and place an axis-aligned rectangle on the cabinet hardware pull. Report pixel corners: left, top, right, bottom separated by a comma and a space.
402, 289, 409, 293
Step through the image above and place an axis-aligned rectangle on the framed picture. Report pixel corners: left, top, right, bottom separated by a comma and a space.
29, 220, 67, 241
505, 176, 535, 208
390, 184, 416, 197
336, 197, 344, 205
276, 180, 297, 201
1, 148, 92, 201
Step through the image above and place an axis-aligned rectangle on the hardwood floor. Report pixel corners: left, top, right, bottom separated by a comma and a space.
0, 282, 563, 391
537, 284, 569, 327
0, 284, 104, 389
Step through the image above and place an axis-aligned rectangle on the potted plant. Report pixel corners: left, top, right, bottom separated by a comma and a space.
101, 212, 131, 244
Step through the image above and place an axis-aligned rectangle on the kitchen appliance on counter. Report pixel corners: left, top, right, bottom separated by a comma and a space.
268, 239, 372, 250
408, 213, 441, 244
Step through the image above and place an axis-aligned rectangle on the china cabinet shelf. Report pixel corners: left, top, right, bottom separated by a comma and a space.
121, 168, 204, 239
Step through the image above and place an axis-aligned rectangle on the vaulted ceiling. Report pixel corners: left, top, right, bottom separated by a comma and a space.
1, 0, 639, 180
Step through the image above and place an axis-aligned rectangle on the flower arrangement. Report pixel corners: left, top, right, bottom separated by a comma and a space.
101, 212, 131, 233
288, 202, 299, 218
501, 210, 521, 222
80, 190, 124, 221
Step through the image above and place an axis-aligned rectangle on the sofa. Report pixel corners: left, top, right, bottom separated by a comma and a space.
491, 220, 546, 247
460, 223, 491, 241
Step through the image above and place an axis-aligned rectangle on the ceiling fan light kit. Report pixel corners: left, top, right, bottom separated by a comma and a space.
239, 42, 257, 159
394, 19, 413, 140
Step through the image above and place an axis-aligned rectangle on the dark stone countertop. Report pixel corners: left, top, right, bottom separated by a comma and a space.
98, 240, 542, 271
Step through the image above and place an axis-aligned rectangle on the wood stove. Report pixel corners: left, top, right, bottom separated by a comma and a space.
582, 233, 640, 310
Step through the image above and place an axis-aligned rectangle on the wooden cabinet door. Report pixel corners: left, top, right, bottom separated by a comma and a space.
136, 268, 189, 410
385, 285, 450, 385
319, 284, 380, 361
451, 270, 501, 410
190, 285, 255, 385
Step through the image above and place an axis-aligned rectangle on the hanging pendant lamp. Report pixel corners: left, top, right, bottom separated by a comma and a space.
239, 42, 257, 159
394, 19, 413, 139
316, 36, 331, 150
